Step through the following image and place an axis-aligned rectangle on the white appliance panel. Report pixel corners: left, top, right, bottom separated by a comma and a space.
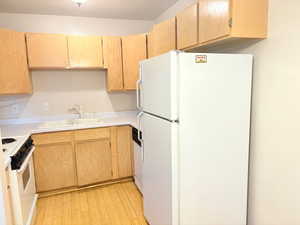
133, 142, 143, 192
178, 53, 252, 225
140, 52, 178, 121
141, 113, 178, 225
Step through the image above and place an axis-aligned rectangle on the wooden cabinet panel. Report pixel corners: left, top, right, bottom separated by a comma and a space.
0, 29, 32, 95
122, 34, 147, 90
26, 33, 69, 68
231, 0, 268, 38
116, 126, 133, 178
33, 143, 76, 192
75, 139, 112, 186
198, 0, 231, 44
33, 131, 73, 145
148, 18, 177, 58
102, 36, 124, 91
68, 35, 103, 68
74, 128, 110, 141
176, 3, 199, 49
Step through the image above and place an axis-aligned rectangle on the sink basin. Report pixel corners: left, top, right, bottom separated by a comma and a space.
72, 118, 103, 125
40, 120, 74, 128
39, 118, 103, 129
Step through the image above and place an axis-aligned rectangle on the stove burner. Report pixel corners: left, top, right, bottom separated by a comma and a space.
2, 138, 17, 145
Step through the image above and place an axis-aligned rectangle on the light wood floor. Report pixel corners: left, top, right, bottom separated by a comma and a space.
33, 182, 148, 225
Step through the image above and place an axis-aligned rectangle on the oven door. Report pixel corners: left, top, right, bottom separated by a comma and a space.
10, 148, 37, 225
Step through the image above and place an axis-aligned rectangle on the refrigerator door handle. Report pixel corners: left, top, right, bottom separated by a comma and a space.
137, 111, 143, 141
137, 111, 144, 161
137, 65, 142, 110
136, 79, 142, 110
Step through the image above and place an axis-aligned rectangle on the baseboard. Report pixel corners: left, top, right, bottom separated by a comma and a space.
38, 177, 133, 198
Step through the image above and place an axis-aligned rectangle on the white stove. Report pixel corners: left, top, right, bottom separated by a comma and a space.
2, 135, 30, 156
2, 135, 38, 225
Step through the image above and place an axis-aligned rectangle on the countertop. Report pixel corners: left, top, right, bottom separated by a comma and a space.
0, 111, 138, 137
0, 111, 138, 168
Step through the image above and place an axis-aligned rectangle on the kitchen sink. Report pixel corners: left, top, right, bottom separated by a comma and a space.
39, 118, 103, 129
72, 118, 103, 125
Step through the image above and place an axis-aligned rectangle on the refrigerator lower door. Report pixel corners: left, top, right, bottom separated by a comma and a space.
141, 113, 178, 225
140, 51, 178, 121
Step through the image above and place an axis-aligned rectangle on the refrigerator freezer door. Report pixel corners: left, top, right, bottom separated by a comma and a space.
141, 113, 178, 225
140, 51, 178, 121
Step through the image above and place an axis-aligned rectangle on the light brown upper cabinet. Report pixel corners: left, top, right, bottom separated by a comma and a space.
176, 3, 199, 50
68, 35, 104, 68
148, 17, 177, 58
122, 34, 147, 90
26, 33, 69, 69
198, 0, 231, 44
0, 29, 32, 95
103, 36, 124, 91
188, 0, 268, 49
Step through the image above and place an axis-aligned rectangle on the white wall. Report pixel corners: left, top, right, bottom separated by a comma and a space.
155, 0, 300, 225
0, 13, 153, 119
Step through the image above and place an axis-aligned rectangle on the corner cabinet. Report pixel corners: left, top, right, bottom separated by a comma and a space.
26, 33, 69, 69
122, 34, 147, 90
67, 35, 104, 69
0, 29, 32, 95
148, 17, 177, 58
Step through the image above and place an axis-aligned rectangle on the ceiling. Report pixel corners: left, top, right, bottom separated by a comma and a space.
0, 0, 178, 20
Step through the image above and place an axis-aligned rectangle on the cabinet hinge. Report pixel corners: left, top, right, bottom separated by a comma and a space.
228, 18, 233, 28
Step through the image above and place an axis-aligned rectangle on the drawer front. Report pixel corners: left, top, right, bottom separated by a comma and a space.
32, 131, 73, 145
74, 128, 110, 141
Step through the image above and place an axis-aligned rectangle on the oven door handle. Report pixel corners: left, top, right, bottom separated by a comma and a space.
17, 147, 35, 173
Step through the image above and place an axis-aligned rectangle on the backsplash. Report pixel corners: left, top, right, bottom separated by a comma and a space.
0, 70, 137, 120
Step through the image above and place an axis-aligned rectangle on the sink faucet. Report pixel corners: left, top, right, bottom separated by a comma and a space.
69, 104, 84, 118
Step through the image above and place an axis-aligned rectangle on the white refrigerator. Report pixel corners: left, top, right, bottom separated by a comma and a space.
137, 51, 253, 225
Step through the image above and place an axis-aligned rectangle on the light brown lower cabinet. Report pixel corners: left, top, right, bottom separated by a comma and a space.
33, 125, 133, 192
116, 126, 134, 178
33, 142, 77, 192
75, 139, 113, 186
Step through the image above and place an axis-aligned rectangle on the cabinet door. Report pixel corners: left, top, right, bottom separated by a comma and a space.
176, 3, 199, 49
75, 139, 113, 186
0, 29, 32, 95
116, 126, 133, 178
68, 35, 103, 68
26, 33, 69, 68
198, 0, 231, 43
148, 18, 177, 58
122, 34, 147, 90
102, 36, 124, 91
33, 142, 76, 192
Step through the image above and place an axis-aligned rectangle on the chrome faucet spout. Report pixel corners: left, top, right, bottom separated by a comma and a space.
69, 104, 84, 118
